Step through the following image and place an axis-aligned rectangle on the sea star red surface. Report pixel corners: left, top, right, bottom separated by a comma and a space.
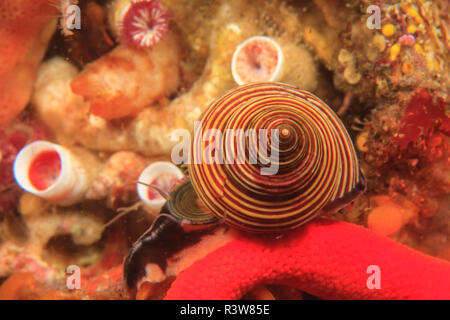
165, 219, 450, 299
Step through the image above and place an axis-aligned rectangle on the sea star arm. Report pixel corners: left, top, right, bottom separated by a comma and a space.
165, 219, 450, 299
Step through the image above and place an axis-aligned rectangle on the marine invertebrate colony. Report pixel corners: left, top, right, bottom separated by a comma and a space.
70, 31, 180, 119
31, 0, 320, 157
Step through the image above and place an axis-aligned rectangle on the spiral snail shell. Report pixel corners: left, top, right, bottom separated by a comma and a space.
185, 82, 365, 233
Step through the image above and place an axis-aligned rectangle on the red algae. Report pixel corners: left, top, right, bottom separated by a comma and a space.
396, 89, 449, 150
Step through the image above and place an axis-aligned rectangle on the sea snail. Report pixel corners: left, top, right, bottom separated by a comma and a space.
168, 82, 366, 232
124, 82, 366, 289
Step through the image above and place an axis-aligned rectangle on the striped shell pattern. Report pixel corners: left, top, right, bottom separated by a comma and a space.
185, 82, 365, 233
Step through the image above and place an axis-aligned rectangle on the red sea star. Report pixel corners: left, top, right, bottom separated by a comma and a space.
164, 219, 450, 299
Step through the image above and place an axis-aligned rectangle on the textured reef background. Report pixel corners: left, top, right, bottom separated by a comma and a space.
0, 0, 448, 299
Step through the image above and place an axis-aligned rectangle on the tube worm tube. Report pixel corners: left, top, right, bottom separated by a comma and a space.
231, 36, 284, 85
137, 161, 184, 213
13, 141, 91, 205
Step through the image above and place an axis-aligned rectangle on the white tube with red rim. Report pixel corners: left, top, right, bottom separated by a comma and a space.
231, 35, 284, 85
13, 141, 89, 205
137, 161, 184, 214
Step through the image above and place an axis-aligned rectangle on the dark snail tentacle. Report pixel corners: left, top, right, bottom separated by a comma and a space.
189, 82, 364, 233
